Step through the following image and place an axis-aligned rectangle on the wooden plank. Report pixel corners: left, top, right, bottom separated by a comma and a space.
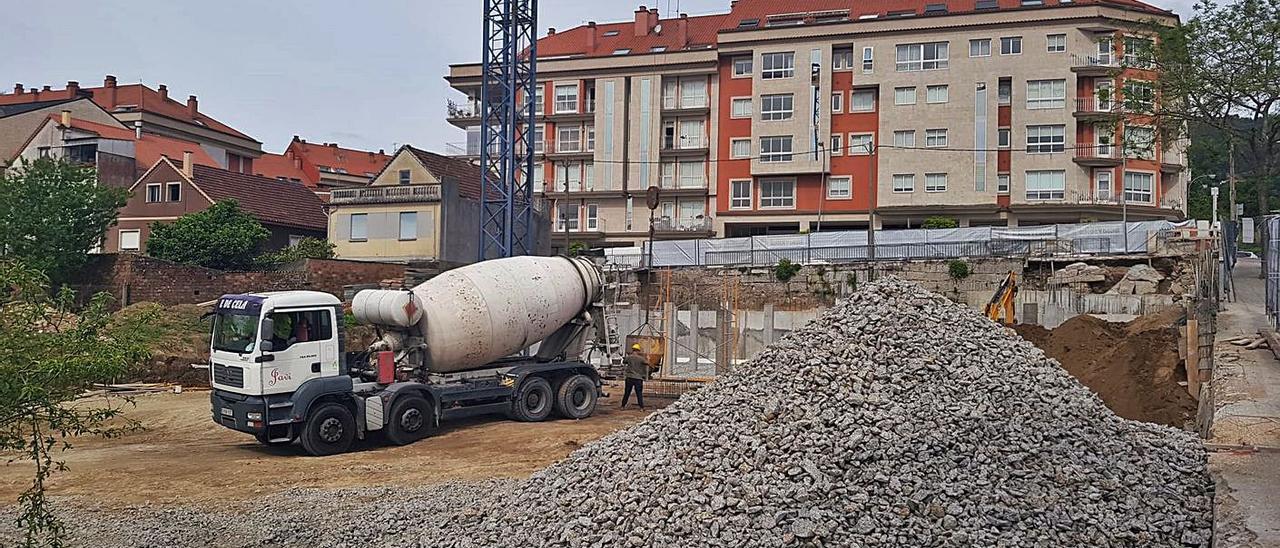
1260, 330, 1280, 362
1186, 319, 1199, 400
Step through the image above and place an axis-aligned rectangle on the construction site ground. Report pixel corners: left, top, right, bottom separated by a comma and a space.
1209, 258, 1280, 547
0, 383, 662, 509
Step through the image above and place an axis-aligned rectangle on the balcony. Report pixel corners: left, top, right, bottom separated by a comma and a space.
1073, 98, 1124, 120
446, 99, 480, 128
661, 98, 711, 116
653, 216, 714, 236
1072, 146, 1123, 167
330, 184, 442, 205
1069, 53, 1121, 76
553, 218, 608, 239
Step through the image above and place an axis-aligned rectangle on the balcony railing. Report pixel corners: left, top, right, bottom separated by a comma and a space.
1070, 53, 1119, 71
1073, 145, 1121, 165
653, 216, 713, 233
1074, 98, 1123, 115
447, 99, 479, 119
554, 218, 607, 234
330, 184, 442, 204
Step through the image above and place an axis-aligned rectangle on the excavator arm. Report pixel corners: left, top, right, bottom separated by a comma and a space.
984, 271, 1018, 325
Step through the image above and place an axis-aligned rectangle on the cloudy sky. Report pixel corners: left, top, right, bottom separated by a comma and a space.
2, 0, 1197, 155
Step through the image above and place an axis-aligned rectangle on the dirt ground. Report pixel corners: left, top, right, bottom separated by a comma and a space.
0, 384, 663, 509
1014, 308, 1196, 427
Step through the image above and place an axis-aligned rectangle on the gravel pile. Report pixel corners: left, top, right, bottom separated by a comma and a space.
433, 278, 1212, 547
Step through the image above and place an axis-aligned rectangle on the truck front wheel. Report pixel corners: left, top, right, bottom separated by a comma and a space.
511, 376, 554, 422
555, 374, 597, 419
386, 395, 434, 445
300, 402, 356, 456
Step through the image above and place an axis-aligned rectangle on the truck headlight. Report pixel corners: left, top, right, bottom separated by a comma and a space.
246, 412, 263, 421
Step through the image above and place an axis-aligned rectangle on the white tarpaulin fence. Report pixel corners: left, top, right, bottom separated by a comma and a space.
605, 220, 1193, 269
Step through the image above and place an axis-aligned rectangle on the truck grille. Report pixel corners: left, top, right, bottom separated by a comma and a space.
213, 363, 244, 388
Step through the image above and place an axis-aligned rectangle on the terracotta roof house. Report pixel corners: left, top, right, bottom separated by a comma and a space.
107, 155, 327, 254
254, 136, 392, 191
0, 97, 121, 172
0, 76, 262, 173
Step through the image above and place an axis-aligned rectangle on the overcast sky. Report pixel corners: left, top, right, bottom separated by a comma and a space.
2, 0, 1195, 155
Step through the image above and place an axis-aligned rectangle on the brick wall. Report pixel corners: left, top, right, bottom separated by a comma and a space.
70, 254, 407, 307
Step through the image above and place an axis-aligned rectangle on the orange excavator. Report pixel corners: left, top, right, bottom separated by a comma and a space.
984, 271, 1018, 325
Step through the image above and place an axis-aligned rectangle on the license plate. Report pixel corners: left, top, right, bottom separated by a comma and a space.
220, 407, 234, 417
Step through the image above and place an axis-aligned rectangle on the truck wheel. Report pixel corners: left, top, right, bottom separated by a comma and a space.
511, 376, 554, 422
386, 395, 434, 446
300, 403, 355, 456
555, 374, 597, 419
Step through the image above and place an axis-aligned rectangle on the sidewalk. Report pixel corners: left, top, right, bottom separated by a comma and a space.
1210, 258, 1280, 547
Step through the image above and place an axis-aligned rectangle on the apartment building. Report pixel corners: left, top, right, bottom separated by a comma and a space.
447, 0, 1185, 241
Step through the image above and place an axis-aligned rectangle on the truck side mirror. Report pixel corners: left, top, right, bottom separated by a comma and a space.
260, 317, 275, 352
260, 340, 274, 353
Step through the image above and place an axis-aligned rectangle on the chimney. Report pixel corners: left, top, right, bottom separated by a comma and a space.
186, 95, 198, 117
60, 109, 71, 127
649, 8, 660, 32
635, 6, 650, 36
586, 21, 597, 52
182, 151, 193, 178
134, 121, 142, 140
676, 13, 689, 47
158, 84, 168, 101
379, 149, 385, 155
66, 81, 80, 95
548, 27, 556, 36
102, 75, 117, 109
41, 85, 51, 92
328, 143, 338, 148
12, 83, 22, 94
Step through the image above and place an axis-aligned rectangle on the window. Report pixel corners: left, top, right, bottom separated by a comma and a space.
832, 92, 844, 113
1123, 80, 1154, 109
998, 78, 1012, 104
850, 90, 875, 112
1026, 79, 1067, 109
894, 86, 917, 105
613, 49, 631, 55
288, 235, 305, 247
264, 309, 334, 351
998, 128, 1011, 148
969, 38, 991, 57
1047, 34, 1066, 53
828, 176, 852, 199
925, 129, 948, 147
585, 204, 599, 230
533, 125, 545, 153
1125, 125, 1155, 159
893, 130, 916, 148
760, 94, 794, 120
556, 204, 579, 231
349, 213, 368, 241
1096, 170, 1114, 201
145, 183, 162, 203
556, 162, 584, 191
1000, 36, 1022, 55
662, 79, 679, 110
830, 134, 843, 155
1123, 36, 1154, 68
730, 180, 753, 209
554, 84, 578, 113
1026, 125, 1066, 153
862, 46, 874, 72
849, 133, 875, 155
119, 229, 141, 251
759, 179, 795, 208
678, 120, 705, 148
896, 42, 949, 71
660, 162, 676, 188
733, 56, 753, 77
997, 173, 1011, 194
398, 169, 412, 185
892, 174, 915, 193
398, 211, 417, 240
925, 173, 948, 192
762, 52, 796, 79
166, 182, 181, 202
731, 139, 752, 159
557, 126, 582, 152
679, 77, 708, 108
1097, 36, 1114, 65
651, 46, 667, 53
677, 161, 705, 188
731, 97, 753, 118
1025, 170, 1065, 200
833, 47, 855, 70
586, 126, 596, 151
760, 136, 794, 162
926, 85, 949, 104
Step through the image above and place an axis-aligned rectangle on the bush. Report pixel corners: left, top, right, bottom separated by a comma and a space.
774, 258, 802, 283
923, 216, 959, 229
147, 201, 269, 270
256, 238, 336, 268
948, 260, 972, 280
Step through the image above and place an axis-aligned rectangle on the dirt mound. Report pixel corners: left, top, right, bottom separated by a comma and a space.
1014, 312, 1194, 427
109, 303, 212, 386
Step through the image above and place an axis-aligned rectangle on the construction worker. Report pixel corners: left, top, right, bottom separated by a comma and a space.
621, 343, 649, 410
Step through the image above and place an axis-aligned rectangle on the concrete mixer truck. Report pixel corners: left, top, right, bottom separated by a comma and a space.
207, 256, 606, 456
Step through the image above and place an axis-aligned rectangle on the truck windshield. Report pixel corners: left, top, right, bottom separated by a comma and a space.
212, 313, 259, 353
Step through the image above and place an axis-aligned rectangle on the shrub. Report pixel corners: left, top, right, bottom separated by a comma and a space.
774, 258, 802, 282
948, 260, 972, 280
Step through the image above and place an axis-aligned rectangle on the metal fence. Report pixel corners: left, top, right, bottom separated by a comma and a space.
1266, 216, 1280, 328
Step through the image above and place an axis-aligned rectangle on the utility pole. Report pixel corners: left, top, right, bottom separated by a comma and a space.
1229, 140, 1238, 223
867, 142, 877, 277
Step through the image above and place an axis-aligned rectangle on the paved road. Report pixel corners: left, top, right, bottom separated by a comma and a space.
1210, 258, 1280, 547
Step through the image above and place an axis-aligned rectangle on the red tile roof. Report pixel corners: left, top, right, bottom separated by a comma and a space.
0, 77, 257, 143
535, 0, 1171, 58
253, 152, 310, 185
53, 115, 220, 170
287, 137, 392, 183
406, 146, 487, 200
189, 164, 328, 231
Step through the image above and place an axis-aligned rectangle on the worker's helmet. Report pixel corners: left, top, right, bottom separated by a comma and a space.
631, 343, 642, 351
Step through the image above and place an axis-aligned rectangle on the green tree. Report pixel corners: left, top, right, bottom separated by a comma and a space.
147, 200, 269, 270
774, 258, 802, 282
922, 216, 959, 229
256, 237, 336, 268
0, 260, 156, 547
0, 158, 128, 283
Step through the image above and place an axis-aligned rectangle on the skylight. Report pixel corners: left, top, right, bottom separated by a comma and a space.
651, 46, 667, 52
613, 48, 631, 55
737, 18, 760, 28
603, 30, 620, 36
858, 13, 880, 19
